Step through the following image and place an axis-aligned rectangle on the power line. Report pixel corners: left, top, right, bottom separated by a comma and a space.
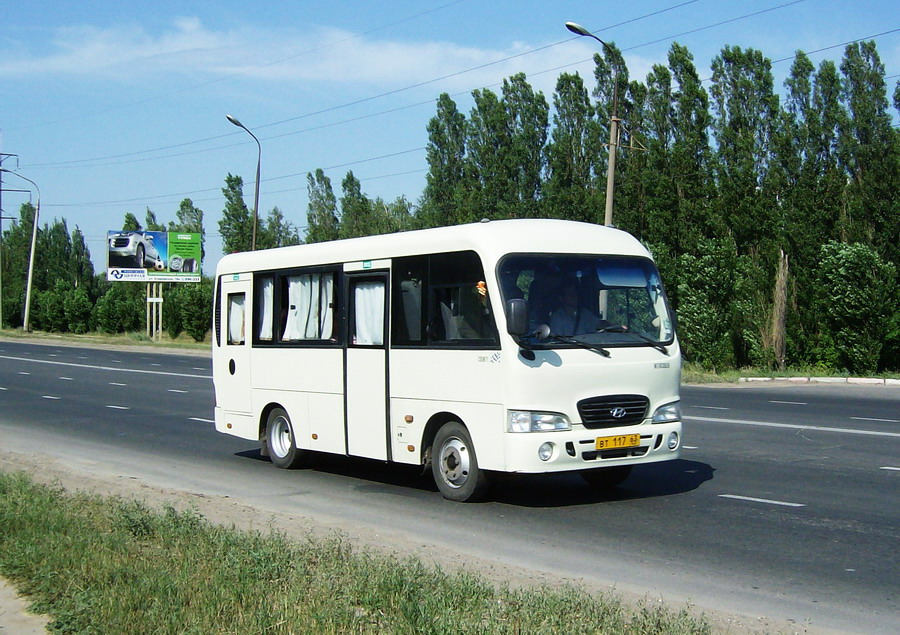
7, 0, 472, 135
23, 0, 703, 170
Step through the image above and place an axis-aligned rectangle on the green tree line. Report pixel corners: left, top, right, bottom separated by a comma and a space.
306, 40, 899, 374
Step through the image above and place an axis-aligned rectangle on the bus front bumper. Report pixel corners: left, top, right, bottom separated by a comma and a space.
501, 421, 682, 474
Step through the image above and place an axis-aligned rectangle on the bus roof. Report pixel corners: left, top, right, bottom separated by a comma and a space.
215, 219, 651, 276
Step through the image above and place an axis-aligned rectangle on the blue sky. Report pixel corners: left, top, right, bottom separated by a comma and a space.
1, 0, 898, 274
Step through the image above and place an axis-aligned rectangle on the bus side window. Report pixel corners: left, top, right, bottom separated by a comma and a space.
392, 256, 427, 346
257, 276, 274, 341
227, 293, 246, 345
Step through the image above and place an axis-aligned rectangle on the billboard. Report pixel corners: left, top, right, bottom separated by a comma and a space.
106, 230, 201, 282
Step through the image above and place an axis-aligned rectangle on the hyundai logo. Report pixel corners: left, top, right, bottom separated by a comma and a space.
610, 407, 627, 419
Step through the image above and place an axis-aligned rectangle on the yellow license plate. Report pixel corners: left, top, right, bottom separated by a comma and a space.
595, 433, 641, 450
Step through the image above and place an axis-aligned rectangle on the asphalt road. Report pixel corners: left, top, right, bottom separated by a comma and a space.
1, 340, 897, 633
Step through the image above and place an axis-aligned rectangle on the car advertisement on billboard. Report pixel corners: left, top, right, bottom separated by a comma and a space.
107, 231, 201, 282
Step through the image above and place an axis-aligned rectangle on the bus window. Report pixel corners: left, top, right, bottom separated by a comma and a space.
392, 256, 427, 345
281, 272, 335, 341
257, 276, 274, 341
352, 280, 385, 346
227, 293, 245, 345
428, 251, 497, 346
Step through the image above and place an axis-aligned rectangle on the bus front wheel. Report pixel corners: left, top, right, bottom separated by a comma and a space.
432, 422, 489, 502
266, 408, 308, 469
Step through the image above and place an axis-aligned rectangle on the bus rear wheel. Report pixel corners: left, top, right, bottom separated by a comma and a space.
581, 465, 632, 488
432, 422, 489, 502
266, 408, 308, 469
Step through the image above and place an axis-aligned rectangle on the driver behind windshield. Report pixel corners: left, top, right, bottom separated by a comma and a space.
549, 282, 609, 336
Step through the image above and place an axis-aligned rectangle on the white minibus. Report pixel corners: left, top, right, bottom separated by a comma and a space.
213, 219, 682, 501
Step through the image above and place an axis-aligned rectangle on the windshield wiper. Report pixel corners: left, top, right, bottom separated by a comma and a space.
547, 334, 610, 357
595, 325, 669, 355
630, 332, 669, 355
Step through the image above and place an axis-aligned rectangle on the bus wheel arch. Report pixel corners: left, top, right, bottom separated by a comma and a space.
263, 405, 310, 469
429, 418, 490, 502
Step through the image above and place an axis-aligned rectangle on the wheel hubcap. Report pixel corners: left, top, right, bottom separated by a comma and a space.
439, 437, 469, 488
270, 415, 292, 458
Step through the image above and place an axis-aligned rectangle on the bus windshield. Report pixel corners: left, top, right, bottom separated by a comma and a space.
499, 254, 675, 348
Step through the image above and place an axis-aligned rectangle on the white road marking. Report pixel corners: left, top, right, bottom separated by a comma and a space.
879, 466, 900, 472
106, 405, 130, 410
685, 415, 900, 438
693, 405, 729, 410
769, 400, 807, 405
192, 367, 206, 371
189, 417, 215, 423
59, 377, 74, 381
684, 445, 699, 450
151, 363, 162, 367
851, 416, 899, 423
42, 395, 61, 400
719, 494, 805, 507
0, 355, 211, 379
168, 389, 188, 394
109, 382, 128, 387
0, 387, 7, 391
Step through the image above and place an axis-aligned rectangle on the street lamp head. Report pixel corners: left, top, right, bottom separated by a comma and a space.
565, 21, 591, 37
226, 114, 245, 130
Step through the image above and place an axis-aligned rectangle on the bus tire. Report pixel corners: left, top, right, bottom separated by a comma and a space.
266, 408, 308, 469
581, 465, 632, 488
432, 422, 489, 502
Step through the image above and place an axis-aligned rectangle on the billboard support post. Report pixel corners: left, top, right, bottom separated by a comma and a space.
146, 283, 163, 341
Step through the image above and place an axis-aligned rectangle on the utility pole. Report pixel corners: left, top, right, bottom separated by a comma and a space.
565, 22, 620, 227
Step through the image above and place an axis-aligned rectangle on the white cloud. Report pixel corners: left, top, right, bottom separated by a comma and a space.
0, 17, 602, 97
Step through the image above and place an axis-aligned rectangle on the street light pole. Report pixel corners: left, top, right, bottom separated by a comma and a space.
565, 21, 619, 227
226, 114, 261, 251
0, 168, 40, 331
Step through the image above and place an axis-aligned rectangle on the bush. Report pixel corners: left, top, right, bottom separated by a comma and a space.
676, 238, 739, 369
65, 287, 94, 334
815, 242, 897, 374
180, 278, 212, 342
94, 283, 145, 333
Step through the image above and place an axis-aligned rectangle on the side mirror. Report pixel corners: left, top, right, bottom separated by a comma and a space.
506, 298, 528, 336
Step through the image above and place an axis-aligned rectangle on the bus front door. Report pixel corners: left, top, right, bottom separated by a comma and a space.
345, 273, 390, 460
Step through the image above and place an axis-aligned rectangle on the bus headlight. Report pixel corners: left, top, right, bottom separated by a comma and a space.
508, 411, 571, 433
651, 401, 681, 424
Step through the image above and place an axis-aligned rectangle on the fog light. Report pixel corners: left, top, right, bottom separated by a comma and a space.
667, 432, 679, 450
538, 442, 554, 461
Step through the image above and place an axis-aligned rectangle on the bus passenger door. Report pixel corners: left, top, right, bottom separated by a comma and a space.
345, 273, 390, 460
216, 275, 253, 416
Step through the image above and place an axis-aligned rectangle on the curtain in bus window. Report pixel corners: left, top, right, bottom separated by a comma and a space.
354, 281, 384, 346
258, 277, 274, 341
227, 293, 245, 345
283, 274, 333, 341
318, 275, 334, 339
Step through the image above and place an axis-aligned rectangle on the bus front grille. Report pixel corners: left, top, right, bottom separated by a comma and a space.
578, 395, 649, 429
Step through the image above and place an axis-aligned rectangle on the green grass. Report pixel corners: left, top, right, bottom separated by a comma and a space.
0, 472, 710, 634
0, 327, 210, 352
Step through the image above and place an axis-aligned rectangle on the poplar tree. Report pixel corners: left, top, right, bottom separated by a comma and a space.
218, 173, 253, 254
421, 94, 467, 228
305, 169, 340, 243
